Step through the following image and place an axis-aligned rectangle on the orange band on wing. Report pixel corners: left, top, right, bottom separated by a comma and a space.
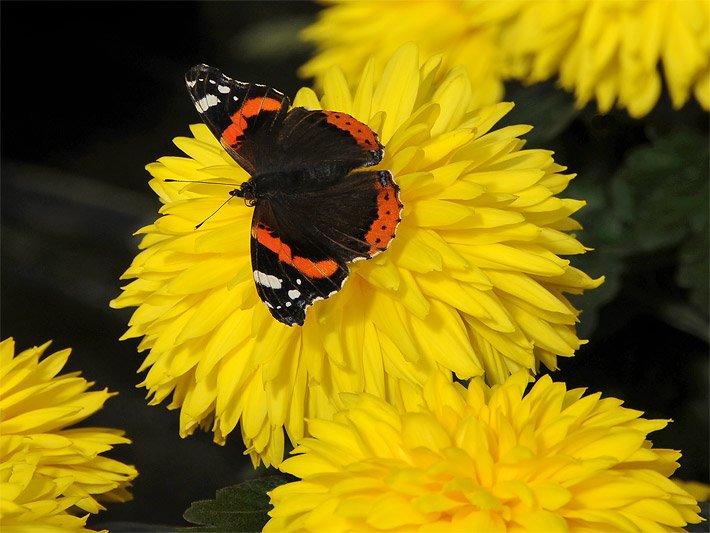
242, 96, 283, 118
323, 111, 380, 151
222, 97, 283, 149
254, 224, 338, 278
365, 177, 402, 255
222, 114, 248, 148
292, 256, 339, 278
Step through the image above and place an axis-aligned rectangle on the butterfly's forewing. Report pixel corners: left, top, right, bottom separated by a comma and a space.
186, 64, 289, 176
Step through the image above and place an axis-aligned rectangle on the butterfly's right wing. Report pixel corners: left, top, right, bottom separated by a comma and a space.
273, 107, 385, 181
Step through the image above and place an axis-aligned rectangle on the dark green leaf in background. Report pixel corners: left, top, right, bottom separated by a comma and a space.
616, 127, 709, 252
568, 122, 709, 341
677, 223, 710, 320
183, 475, 296, 532
611, 126, 709, 339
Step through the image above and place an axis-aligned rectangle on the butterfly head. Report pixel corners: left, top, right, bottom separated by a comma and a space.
232, 180, 257, 207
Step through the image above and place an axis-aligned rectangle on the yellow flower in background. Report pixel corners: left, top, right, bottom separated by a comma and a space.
301, 0, 508, 111
673, 479, 710, 503
302, 0, 710, 118
0, 338, 137, 532
499, 0, 710, 117
111, 43, 600, 467
266, 372, 703, 532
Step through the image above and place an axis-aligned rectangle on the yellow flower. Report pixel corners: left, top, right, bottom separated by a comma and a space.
302, 0, 710, 118
0, 338, 138, 532
111, 43, 600, 467
265, 372, 703, 532
673, 479, 710, 503
498, 0, 710, 117
301, 0, 508, 111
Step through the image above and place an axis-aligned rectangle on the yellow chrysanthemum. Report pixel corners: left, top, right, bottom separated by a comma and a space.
300, 0, 508, 111
266, 371, 703, 532
673, 479, 710, 503
302, 0, 710, 118
0, 338, 138, 532
111, 43, 600, 467
498, 0, 710, 117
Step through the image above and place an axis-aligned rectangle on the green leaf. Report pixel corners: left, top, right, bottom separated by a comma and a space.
183, 475, 296, 532
615, 127, 709, 252
677, 222, 710, 319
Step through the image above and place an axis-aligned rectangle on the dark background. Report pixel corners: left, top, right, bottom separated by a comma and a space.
1, 2, 707, 530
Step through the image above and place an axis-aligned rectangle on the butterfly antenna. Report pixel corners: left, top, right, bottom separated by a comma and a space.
164, 178, 238, 187
194, 195, 236, 229
163, 179, 245, 229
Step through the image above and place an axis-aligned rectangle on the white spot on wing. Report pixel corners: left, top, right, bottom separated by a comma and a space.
217, 85, 230, 94
186, 80, 197, 88
195, 94, 221, 112
254, 270, 282, 289
296, 279, 302, 285
288, 289, 301, 300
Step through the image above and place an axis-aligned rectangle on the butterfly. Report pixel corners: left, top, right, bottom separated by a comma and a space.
185, 64, 402, 326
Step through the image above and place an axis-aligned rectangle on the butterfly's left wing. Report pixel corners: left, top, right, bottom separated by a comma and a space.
185, 64, 290, 176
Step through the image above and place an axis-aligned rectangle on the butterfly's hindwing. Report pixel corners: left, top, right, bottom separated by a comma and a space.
276, 169, 402, 261
250, 206, 349, 326
274, 108, 384, 177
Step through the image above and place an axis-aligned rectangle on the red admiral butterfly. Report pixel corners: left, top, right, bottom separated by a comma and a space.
185, 64, 402, 326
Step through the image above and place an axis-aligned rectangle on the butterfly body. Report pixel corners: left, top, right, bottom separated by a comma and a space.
186, 64, 402, 326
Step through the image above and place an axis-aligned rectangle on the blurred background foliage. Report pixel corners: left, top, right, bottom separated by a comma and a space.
1, 2, 707, 529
